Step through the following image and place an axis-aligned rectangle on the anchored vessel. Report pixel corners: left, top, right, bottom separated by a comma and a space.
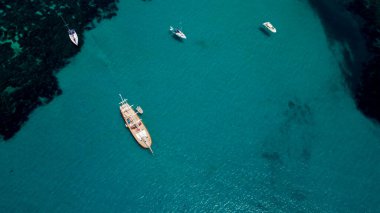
59, 14, 79, 46
170, 26, 187, 39
68, 29, 79, 46
263, 22, 277, 33
119, 94, 153, 154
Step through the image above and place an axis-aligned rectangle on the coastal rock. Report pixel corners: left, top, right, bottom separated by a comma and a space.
347, 0, 380, 121
0, 0, 119, 140
308, 0, 380, 123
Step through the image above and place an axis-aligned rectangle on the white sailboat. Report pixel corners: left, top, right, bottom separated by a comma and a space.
68, 29, 79, 46
59, 14, 79, 45
170, 26, 187, 39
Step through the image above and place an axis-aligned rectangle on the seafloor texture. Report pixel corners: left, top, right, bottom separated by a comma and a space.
308, 0, 380, 122
0, 0, 379, 212
0, 0, 119, 140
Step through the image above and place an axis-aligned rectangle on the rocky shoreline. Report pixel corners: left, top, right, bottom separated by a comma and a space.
347, 0, 380, 122
308, 0, 380, 123
0, 1, 119, 140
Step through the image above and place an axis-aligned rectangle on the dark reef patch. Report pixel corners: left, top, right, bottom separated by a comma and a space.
300, 147, 311, 163
0, 0, 119, 140
261, 100, 314, 164
194, 40, 208, 49
289, 189, 307, 202
262, 152, 283, 165
285, 100, 312, 126
259, 100, 315, 211
307, 0, 380, 123
261, 100, 315, 171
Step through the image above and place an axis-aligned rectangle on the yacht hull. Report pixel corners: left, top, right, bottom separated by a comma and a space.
119, 101, 152, 149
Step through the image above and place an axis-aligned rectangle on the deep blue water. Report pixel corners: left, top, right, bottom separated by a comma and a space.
1, 0, 380, 212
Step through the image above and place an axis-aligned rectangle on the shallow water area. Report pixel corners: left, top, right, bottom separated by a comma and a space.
1, 0, 380, 212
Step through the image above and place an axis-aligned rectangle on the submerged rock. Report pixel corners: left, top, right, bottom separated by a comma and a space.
0, 0, 119, 140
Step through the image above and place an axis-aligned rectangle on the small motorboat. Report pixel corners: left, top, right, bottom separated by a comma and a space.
68, 29, 79, 46
262, 22, 277, 33
136, 106, 143, 114
170, 26, 187, 39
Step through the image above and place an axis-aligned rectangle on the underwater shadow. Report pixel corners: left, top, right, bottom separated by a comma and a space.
258, 27, 271, 37
194, 40, 208, 49
171, 34, 184, 43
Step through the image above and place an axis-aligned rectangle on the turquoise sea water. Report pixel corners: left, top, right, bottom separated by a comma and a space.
1, 0, 380, 212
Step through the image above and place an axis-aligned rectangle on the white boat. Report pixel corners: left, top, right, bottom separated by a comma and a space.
136, 106, 143, 114
58, 15, 79, 46
263, 22, 277, 33
170, 26, 187, 39
68, 29, 79, 46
